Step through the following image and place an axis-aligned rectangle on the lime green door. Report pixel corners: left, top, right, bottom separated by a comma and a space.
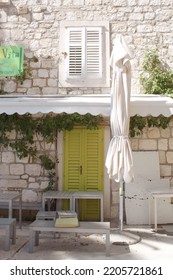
63, 127, 104, 220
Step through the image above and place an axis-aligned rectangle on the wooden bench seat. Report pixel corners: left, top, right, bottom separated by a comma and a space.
0, 218, 16, 251
28, 220, 110, 256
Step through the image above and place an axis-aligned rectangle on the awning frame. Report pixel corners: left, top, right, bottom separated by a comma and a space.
0, 94, 173, 117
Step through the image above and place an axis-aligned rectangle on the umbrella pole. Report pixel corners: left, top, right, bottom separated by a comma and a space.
119, 180, 124, 231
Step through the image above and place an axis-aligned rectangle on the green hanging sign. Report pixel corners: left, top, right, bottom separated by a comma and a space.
0, 45, 24, 77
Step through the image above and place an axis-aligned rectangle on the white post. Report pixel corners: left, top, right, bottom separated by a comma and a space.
119, 180, 124, 231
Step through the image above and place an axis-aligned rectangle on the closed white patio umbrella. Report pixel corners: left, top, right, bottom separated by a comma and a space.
105, 34, 134, 231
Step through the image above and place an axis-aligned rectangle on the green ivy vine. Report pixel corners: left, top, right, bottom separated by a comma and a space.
129, 115, 171, 137
0, 112, 102, 190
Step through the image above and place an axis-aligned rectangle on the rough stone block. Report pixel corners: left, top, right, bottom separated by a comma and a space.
158, 139, 168, 151
25, 164, 41, 176
28, 182, 40, 189
10, 164, 24, 175
48, 79, 57, 87
27, 87, 41, 95
158, 151, 166, 164
0, 164, 9, 175
42, 87, 58, 95
0, 179, 27, 189
17, 5, 28, 14
38, 69, 49, 78
169, 138, 173, 150
161, 127, 171, 138
166, 152, 173, 164
4, 81, 17, 93
137, 24, 153, 33
139, 139, 157, 150
33, 79, 46, 87
112, 0, 126, 6
2, 152, 15, 163
160, 165, 171, 177
148, 127, 160, 138
33, 13, 43, 21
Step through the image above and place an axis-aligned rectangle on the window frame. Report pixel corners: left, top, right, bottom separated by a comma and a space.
59, 21, 110, 88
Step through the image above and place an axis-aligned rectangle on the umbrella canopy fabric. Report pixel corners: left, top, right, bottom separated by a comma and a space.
105, 34, 134, 184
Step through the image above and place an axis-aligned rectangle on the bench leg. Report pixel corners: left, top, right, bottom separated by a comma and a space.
29, 228, 37, 253
105, 231, 110, 257
19, 196, 22, 229
35, 231, 39, 246
11, 220, 16, 245
4, 226, 10, 251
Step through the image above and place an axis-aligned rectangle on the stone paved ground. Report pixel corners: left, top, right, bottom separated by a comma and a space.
1, 222, 173, 260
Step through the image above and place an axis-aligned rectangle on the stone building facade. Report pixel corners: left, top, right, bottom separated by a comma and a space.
0, 0, 173, 223
0, 0, 173, 95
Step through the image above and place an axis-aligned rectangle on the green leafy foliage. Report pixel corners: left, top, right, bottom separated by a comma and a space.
140, 49, 173, 96
130, 115, 146, 137
130, 115, 170, 137
39, 155, 55, 170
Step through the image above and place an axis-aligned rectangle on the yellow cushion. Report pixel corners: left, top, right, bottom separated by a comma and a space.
55, 217, 79, 228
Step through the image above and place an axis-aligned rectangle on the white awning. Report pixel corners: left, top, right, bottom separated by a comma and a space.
0, 94, 173, 117
130, 95, 173, 117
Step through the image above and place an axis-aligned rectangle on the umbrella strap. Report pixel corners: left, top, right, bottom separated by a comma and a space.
113, 135, 128, 140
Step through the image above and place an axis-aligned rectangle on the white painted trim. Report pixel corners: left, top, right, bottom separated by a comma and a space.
1, 94, 173, 117
59, 21, 110, 88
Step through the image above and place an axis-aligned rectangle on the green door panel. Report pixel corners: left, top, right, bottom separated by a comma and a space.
63, 127, 104, 220
84, 128, 104, 191
63, 129, 83, 191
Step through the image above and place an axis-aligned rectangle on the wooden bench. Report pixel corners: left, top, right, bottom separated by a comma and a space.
0, 218, 16, 251
28, 220, 110, 256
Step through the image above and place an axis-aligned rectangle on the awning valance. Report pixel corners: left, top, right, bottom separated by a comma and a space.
0, 94, 173, 117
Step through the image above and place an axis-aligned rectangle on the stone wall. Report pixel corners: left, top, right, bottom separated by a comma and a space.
0, 0, 173, 95
0, 129, 56, 202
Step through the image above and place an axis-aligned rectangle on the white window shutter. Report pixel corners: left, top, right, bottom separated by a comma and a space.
67, 27, 102, 80
68, 28, 84, 78
86, 27, 102, 78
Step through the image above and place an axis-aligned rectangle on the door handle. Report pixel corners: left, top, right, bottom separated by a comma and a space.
80, 165, 82, 175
